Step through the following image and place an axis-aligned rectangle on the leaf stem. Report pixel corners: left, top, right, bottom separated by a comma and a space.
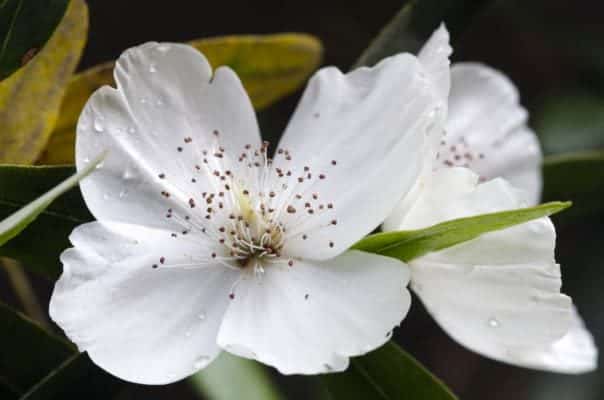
1, 257, 49, 329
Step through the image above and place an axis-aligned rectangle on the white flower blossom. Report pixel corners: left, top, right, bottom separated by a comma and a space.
49, 39, 448, 383
384, 26, 598, 374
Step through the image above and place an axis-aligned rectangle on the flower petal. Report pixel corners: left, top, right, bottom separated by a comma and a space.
418, 24, 452, 110
77, 42, 261, 229
439, 63, 542, 204
508, 307, 598, 373
276, 49, 448, 260
50, 221, 239, 384
216, 250, 411, 374
388, 167, 586, 372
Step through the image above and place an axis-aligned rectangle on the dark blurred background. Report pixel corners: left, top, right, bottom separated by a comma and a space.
3, 0, 604, 398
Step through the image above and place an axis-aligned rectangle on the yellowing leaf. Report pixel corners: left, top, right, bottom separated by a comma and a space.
0, 0, 88, 164
38, 33, 323, 165
194, 34, 322, 109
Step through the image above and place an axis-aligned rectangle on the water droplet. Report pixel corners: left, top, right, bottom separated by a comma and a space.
156, 44, 171, 53
155, 98, 164, 106
95, 161, 105, 170
102, 193, 111, 201
127, 126, 136, 134
93, 118, 104, 132
118, 189, 128, 199
487, 317, 500, 328
198, 311, 206, 321
140, 98, 148, 104
122, 168, 135, 180
193, 355, 210, 369
149, 63, 157, 73
185, 330, 192, 338
82, 157, 90, 164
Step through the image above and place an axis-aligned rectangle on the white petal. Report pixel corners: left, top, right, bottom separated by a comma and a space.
418, 24, 452, 109
508, 307, 598, 373
440, 63, 542, 204
77, 42, 261, 229
381, 25, 454, 232
216, 250, 411, 374
276, 52, 448, 260
50, 221, 239, 384
389, 167, 585, 372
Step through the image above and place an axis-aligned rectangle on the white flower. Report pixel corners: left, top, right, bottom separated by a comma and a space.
49, 40, 448, 383
384, 27, 598, 373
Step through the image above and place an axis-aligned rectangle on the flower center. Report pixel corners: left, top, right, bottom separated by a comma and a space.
221, 192, 286, 269
151, 132, 338, 275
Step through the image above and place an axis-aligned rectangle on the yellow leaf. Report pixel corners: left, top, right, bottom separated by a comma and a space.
0, 0, 88, 164
37, 33, 323, 165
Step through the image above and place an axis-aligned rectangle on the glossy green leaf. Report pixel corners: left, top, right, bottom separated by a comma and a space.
189, 352, 283, 400
0, 0, 88, 164
0, 0, 69, 80
0, 164, 93, 279
38, 33, 323, 164
0, 154, 100, 248
0, 302, 73, 398
353, 202, 570, 262
542, 151, 604, 221
21, 353, 123, 400
534, 92, 604, 155
323, 341, 457, 400
354, 0, 491, 68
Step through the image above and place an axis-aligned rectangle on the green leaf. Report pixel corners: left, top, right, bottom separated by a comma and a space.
0, 163, 94, 279
189, 352, 283, 400
0, 154, 100, 248
0, 302, 73, 397
354, 0, 491, 68
0, 0, 88, 164
323, 341, 457, 400
353, 202, 570, 262
542, 151, 604, 221
20, 353, 123, 400
0, 302, 123, 399
534, 92, 604, 155
0, 0, 69, 80
38, 33, 323, 164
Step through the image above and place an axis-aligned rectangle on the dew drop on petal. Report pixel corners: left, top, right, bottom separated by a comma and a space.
193, 355, 210, 369
118, 189, 128, 199
127, 126, 136, 134
122, 168, 135, 180
156, 44, 171, 53
93, 118, 104, 133
149, 63, 157, 73
95, 161, 105, 170
487, 317, 500, 328
198, 311, 206, 321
